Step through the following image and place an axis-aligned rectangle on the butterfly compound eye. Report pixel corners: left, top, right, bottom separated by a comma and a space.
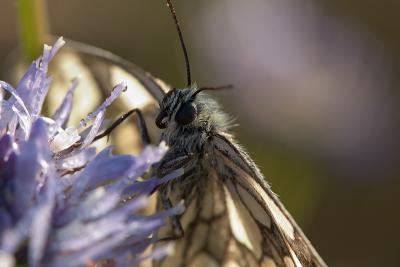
175, 102, 197, 125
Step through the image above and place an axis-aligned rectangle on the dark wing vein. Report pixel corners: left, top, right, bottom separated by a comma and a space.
213, 132, 327, 267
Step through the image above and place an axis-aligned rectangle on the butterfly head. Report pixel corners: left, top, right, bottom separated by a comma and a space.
155, 86, 230, 132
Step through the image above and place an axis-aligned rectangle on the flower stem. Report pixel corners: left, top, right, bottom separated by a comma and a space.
17, 0, 50, 63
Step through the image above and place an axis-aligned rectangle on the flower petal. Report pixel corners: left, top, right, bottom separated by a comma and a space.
52, 78, 79, 128
78, 82, 126, 129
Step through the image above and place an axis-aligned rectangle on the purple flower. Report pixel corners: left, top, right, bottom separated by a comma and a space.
0, 38, 182, 267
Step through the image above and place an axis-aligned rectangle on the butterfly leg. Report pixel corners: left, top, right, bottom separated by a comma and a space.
156, 161, 195, 243
158, 189, 184, 242
93, 108, 151, 144
154, 153, 193, 175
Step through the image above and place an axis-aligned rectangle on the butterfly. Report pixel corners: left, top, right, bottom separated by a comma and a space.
53, 1, 328, 266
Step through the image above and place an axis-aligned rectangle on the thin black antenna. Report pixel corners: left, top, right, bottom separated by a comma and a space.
166, 0, 192, 86
191, 84, 233, 100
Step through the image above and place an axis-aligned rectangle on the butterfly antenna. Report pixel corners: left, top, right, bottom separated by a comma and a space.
166, 0, 192, 86
191, 84, 234, 99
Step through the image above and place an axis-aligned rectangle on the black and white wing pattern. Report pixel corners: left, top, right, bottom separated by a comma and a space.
156, 131, 327, 267
213, 131, 326, 267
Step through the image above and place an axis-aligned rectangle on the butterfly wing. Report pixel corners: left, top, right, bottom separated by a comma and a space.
156, 131, 326, 267
212, 131, 327, 267
157, 168, 271, 267
63, 38, 169, 103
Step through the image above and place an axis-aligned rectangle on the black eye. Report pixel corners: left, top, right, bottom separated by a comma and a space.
175, 102, 197, 125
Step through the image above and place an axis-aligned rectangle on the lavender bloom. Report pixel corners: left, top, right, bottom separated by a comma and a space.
0, 37, 181, 267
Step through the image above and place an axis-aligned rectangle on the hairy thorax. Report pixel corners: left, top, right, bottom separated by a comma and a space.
160, 125, 221, 202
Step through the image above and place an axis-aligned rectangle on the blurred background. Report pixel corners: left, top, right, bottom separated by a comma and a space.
1, 0, 399, 266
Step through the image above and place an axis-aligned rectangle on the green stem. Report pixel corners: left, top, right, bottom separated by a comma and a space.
17, 0, 50, 63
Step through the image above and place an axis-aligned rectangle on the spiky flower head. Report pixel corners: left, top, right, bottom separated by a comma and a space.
0, 38, 181, 267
